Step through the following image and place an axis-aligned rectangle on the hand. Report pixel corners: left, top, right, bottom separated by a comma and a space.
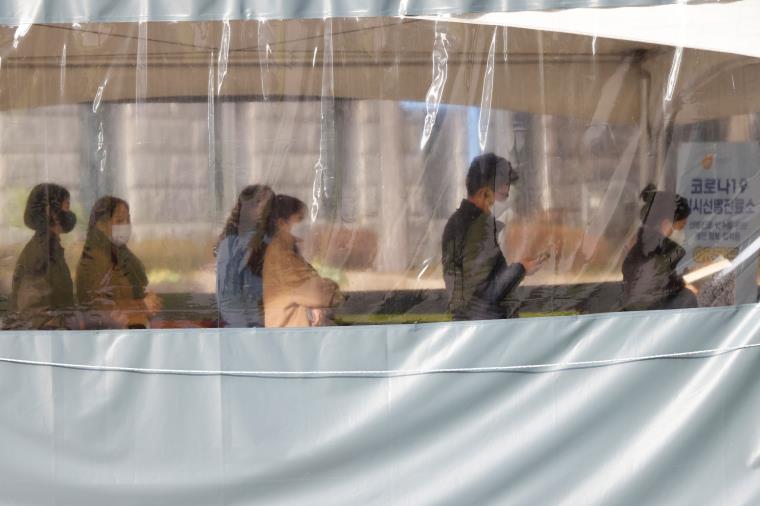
107, 310, 130, 328
521, 255, 546, 275
332, 289, 345, 306
310, 308, 330, 327
144, 292, 163, 315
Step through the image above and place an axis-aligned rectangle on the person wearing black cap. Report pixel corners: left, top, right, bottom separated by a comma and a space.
622, 184, 698, 311
441, 153, 544, 321
3, 183, 79, 330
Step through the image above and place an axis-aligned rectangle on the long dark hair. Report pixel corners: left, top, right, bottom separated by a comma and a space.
251, 195, 308, 266
267, 195, 307, 236
639, 183, 691, 227
77, 196, 130, 277
218, 185, 274, 243
24, 183, 71, 233
217, 185, 274, 275
87, 196, 129, 238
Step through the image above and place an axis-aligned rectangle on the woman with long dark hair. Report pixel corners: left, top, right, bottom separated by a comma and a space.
76, 196, 160, 329
622, 184, 698, 310
4, 183, 78, 330
215, 185, 274, 327
263, 195, 341, 328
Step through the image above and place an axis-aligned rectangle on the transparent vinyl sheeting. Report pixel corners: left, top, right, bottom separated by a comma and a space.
0, 17, 759, 329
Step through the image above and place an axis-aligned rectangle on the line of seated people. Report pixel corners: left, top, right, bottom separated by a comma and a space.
1, 154, 711, 331
0, 183, 341, 330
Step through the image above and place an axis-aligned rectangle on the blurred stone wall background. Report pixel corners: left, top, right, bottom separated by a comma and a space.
0, 99, 755, 294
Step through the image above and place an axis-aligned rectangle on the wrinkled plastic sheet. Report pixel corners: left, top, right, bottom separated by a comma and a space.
1, 304, 760, 504
1, 15, 759, 328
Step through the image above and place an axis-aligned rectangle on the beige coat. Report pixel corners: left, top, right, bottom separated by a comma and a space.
263, 231, 339, 328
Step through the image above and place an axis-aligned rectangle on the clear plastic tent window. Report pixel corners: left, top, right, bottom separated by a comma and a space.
1, 2, 760, 505
1, 10, 759, 329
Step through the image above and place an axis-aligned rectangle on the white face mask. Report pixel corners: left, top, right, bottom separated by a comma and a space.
670, 227, 686, 245
493, 199, 510, 220
290, 220, 309, 240
111, 224, 132, 245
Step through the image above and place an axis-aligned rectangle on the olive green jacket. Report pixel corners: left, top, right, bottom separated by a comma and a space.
76, 228, 149, 328
4, 232, 75, 330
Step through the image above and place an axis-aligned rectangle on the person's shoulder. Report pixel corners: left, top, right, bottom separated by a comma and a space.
229, 230, 255, 246
24, 233, 47, 251
442, 210, 465, 245
80, 241, 110, 264
468, 209, 495, 235
442, 210, 459, 232
16, 235, 47, 270
444, 202, 476, 228
661, 236, 682, 251
217, 234, 232, 248
16, 237, 38, 258
268, 233, 289, 249
661, 237, 686, 261
263, 234, 288, 263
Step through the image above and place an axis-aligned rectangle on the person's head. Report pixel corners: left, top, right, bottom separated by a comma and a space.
220, 185, 274, 239
23, 183, 76, 235
465, 153, 518, 212
88, 196, 131, 245
270, 195, 308, 238
237, 185, 274, 232
639, 183, 691, 238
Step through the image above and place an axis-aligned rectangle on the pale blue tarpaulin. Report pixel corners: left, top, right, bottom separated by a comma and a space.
1, 304, 759, 504
0, 0, 727, 24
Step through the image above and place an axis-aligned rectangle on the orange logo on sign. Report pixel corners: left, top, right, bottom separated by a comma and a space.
702, 153, 715, 170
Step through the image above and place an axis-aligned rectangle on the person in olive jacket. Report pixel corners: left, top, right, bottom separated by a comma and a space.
3, 183, 78, 330
622, 184, 698, 311
442, 153, 543, 321
76, 196, 161, 329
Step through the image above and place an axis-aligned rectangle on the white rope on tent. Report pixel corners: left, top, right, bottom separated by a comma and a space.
0, 341, 759, 377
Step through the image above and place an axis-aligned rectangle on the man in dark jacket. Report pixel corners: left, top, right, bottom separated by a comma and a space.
442, 153, 542, 320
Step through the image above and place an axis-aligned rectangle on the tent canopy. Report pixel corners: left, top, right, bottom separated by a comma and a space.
1, 13, 758, 126
449, 0, 760, 59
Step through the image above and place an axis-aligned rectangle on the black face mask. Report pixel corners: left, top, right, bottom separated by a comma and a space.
57, 210, 77, 233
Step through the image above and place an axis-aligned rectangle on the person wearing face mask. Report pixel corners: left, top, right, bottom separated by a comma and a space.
441, 153, 544, 321
215, 185, 274, 327
3, 183, 79, 330
262, 195, 342, 328
76, 196, 161, 329
621, 184, 698, 311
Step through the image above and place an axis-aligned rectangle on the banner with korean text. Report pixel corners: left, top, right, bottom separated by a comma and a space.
678, 142, 760, 305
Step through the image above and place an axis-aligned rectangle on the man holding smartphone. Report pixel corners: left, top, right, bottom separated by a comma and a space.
442, 153, 545, 321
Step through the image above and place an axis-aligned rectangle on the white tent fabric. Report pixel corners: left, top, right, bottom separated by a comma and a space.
1, 16, 758, 124
435, 0, 760, 58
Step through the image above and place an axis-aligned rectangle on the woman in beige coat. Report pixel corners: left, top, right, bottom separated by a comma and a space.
262, 195, 341, 328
